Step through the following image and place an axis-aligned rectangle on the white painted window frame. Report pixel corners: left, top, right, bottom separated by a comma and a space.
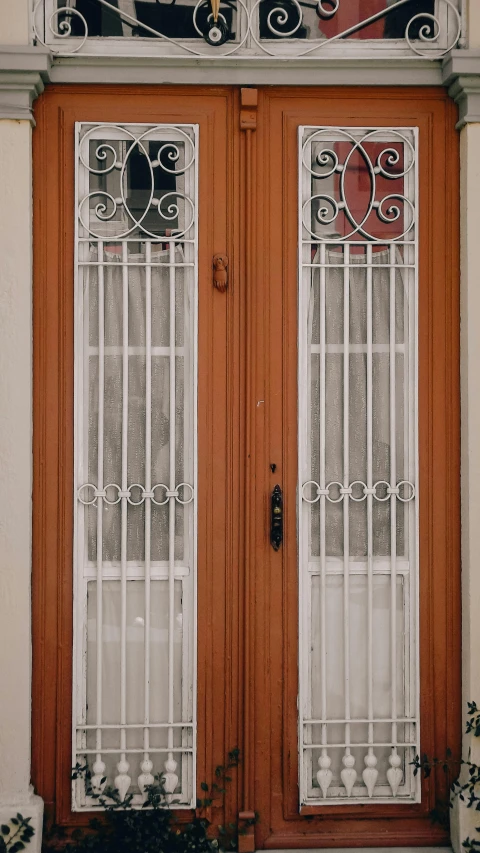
73, 121, 199, 811
297, 125, 420, 806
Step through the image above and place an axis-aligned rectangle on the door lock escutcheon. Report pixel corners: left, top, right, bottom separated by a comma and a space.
270, 484, 283, 551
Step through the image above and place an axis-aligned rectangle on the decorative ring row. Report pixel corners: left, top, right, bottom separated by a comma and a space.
302, 480, 415, 504
78, 482, 194, 507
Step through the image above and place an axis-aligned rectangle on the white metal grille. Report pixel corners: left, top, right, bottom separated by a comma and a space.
34, 0, 463, 59
298, 126, 419, 804
74, 122, 198, 809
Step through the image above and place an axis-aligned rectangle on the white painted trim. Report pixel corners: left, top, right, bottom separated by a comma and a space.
73, 122, 199, 810
2, 44, 480, 107
47, 54, 444, 86
0, 45, 50, 124
297, 126, 419, 806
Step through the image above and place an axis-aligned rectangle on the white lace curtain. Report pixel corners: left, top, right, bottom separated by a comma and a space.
81, 243, 192, 792
308, 248, 408, 560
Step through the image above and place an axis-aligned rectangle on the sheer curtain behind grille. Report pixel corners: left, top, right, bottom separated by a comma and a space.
82, 243, 193, 792
308, 248, 407, 561
305, 246, 415, 795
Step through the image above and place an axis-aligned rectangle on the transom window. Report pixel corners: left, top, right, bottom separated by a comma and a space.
34, 0, 462, 58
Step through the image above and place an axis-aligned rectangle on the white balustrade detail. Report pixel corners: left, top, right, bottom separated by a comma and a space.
340, 753, 357, 797
115, 759, 132, 802
387, 751, 403, 796
298, 126, 419, 804
316, 751, 332, 798
163, 757, 179, 803
91, 760, 107, 795
73, 122, 198, 810
362, 750, 379, 798
138, 759, 154, 797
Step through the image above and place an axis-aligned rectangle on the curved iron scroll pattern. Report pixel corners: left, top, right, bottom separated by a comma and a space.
301, 128, 416, 244
78, 124, 196, 240
33, 0, 462, 59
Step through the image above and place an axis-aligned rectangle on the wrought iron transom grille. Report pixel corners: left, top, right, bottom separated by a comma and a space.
34, 0, 463, 59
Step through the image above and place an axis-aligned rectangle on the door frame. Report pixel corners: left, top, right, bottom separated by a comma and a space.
31, 84, 461, 847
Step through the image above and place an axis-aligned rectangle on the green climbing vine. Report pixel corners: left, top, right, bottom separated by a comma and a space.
412, 702, 480, 851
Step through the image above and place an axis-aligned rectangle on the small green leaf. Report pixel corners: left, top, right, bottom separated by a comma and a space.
0, 829, 9, 837
200, 782, 209, 792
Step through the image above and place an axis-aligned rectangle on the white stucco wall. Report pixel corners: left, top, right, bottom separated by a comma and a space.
0, 0, 30, 45
0, 3, 43, 850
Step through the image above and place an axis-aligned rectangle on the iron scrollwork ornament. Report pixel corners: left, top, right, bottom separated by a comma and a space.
34, 0, 461, 59
301, 127, 416, 244
77, 124, 196, 241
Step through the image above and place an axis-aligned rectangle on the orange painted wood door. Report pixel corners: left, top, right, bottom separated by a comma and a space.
32, 85, 460, 848
244, 87, 460, 849
32, 85, 244, 830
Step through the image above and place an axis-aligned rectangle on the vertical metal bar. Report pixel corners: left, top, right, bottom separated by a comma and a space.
413, 130, 420, 771
96, 239, 105, 766
120, 240, 129, 769
298, 127, 310, 799
389, 243, 398, 752
366, 243, 374, 751
168, 238, 176, 759
410, 177, 419, 747
319, 242, 327, 750
343, 243, 351, 754
144, 241, 152, 762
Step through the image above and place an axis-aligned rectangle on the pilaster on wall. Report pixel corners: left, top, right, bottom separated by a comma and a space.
449, 121, 480, 853
0, 115, 43, 853
0, 4, 44, 853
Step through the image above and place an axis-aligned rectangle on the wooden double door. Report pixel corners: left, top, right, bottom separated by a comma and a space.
33, 85, 460, 848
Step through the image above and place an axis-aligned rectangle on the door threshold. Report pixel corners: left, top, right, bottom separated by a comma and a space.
265, 849, 453, 853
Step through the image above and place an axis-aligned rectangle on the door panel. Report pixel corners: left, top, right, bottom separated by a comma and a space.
32, 85, 460, 847
32, 85, 243, 827
248, 88, 460, 848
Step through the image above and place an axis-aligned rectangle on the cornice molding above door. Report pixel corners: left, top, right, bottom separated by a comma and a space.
1, 45, 480, 126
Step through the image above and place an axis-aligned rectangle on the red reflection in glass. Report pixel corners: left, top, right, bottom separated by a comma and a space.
332, 141, 405, 246
319, 0, 387, 40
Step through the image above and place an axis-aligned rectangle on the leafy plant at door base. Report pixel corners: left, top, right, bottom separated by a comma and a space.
412, 702, 480, 851
0, 815, 35, 853
43, 749, 255, 853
